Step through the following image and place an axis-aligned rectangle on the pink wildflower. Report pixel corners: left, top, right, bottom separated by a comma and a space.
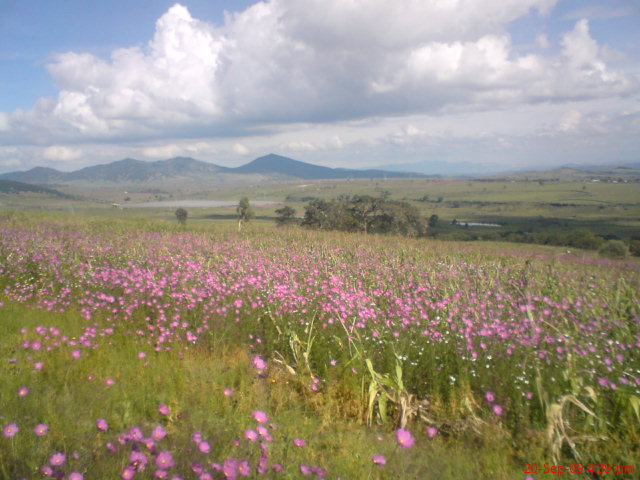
3, 423, 19, 438
252, 355, 266, 371
396, 428, 415, 448
50, 452, 66, 466
34, 424, 50, 436
96, 418, 108, 432
253, 410, 268, 423
156, 451, 174, 469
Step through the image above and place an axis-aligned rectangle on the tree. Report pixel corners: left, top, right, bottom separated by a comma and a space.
348, 196, 379, 233
175, 208, 188, 226
236, 197, 254, 231
275, 206, 298, 227
598, 240, 629, 259
301, 199, 332, 230
428, 214, 439, 228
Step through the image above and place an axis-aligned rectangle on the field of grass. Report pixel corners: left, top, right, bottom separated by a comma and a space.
1, 212, 638, 479
2, 176, 639, 233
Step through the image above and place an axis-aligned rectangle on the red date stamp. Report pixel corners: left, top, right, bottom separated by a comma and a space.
525, 463, 635, 477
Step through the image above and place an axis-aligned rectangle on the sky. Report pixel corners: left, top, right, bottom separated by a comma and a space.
0, 0, 639, 173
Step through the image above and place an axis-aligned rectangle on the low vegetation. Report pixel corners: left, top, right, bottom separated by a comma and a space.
1, 213, 638, 479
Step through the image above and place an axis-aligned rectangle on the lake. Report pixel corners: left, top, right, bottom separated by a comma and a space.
123, 200, 281, 208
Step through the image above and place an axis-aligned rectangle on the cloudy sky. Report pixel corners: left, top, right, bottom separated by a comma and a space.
0, 0, 638, 173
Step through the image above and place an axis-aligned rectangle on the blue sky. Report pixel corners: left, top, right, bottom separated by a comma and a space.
0, 0, 638, 173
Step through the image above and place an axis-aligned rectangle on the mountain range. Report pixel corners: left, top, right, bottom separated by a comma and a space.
0, 154, 421, 185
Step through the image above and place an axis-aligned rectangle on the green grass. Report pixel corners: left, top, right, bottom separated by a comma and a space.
0, 213, 638, 479
1, 302, 532, 479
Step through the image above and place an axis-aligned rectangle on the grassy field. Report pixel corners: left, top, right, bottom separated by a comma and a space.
1, 213, 638, 479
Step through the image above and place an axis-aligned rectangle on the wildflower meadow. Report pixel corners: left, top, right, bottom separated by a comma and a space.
1, 213, 638, 479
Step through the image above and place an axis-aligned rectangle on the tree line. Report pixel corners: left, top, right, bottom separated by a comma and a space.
277, 195, 427, 237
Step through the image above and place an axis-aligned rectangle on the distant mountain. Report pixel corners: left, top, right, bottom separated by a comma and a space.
560, 162, 640, 172
235, 154, 419, 179
1, 166, 67, 184
377, 160, 502, 177
0, 154, 419, 184
64, 157, 228, 183
0, 179, 71, 197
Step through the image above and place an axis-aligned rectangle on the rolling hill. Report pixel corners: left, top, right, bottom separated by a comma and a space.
0, 179, 72, 197
0, 154, 420, 185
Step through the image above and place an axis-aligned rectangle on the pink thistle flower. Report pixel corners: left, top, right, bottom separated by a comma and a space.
253, 410, 268, 423
156, 451, 174, 469
34, 424, 50, 436
198, 441, 211, 453
428, 426, 438, 438
96, 418, 108, 432
50, 452, 66, 466
105, 377, 115, 386
3, 423, 19, 438
293, 437, 306, 447
18, 386, 29, 397
396, 428, 415, 448
158, 404, 170, 415
245, 429, 258, 442
485, 391, 495, 403
41, 466, 53, 477
223, 388, 233, 397
72, 349, 81, 359
372, 454, 386, 466
34, 361, 44, 370
493, 404, 503, 416
138, 352, 147, 359
155, 470, 168, 478
69, 473, 84, 480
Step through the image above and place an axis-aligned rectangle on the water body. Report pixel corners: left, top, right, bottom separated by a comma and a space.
124, 200, 281, 208
462, 222, 501, 228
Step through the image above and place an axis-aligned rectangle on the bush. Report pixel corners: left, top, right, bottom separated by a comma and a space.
598, 240, 629, 259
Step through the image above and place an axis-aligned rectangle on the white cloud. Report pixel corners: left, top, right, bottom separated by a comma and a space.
0, 0, 638, 171
142, 144, 184, 158
232, 143, 249, 155
42, 145, 83, 162
0, 113, 9, 132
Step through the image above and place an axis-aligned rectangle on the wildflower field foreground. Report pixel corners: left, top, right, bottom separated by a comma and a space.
1, 213, 638, 479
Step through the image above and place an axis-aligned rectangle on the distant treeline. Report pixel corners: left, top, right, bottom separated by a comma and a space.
278, 195, 427, 237
275, 195, 638, 257
434, 228, 639, 257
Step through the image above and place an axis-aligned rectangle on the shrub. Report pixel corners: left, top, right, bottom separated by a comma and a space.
598, 240, 629, 259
